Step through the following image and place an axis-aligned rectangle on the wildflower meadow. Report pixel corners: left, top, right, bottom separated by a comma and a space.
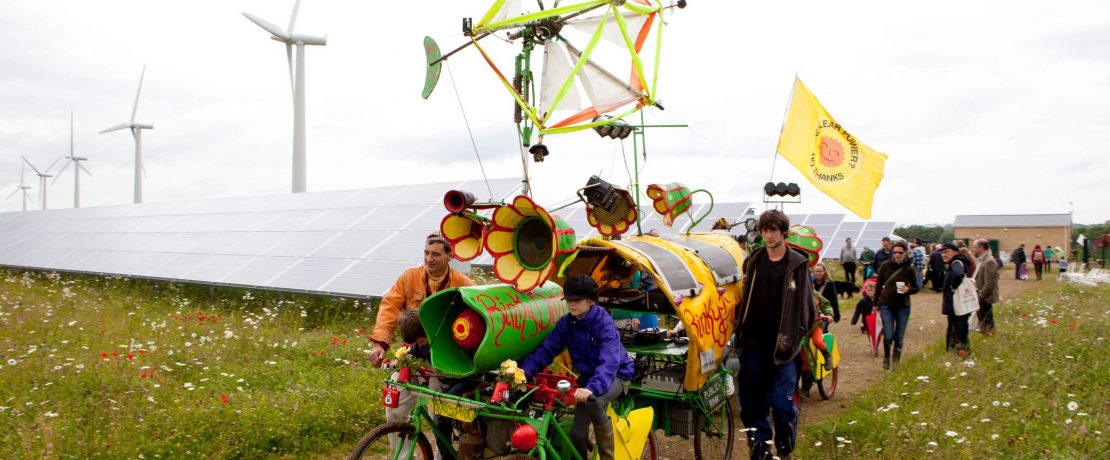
0, 269, 388, 459
797, 279, 1108, 458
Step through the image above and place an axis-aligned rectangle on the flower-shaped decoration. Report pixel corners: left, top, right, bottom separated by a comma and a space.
394, 345, 421, 369
441, 213, 488, 261
785, 225, 823, 267
484, 195, 576, 292
646, 183, 692, 227
498, 359, 528, 390
586, 189, 638, 237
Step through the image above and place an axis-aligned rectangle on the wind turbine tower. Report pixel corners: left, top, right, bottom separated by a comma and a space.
22, 156, 57, 210
56, 111, 92, 208
242, 0, 327, 193
6, 163, 34, 211
100, 65, 153, 203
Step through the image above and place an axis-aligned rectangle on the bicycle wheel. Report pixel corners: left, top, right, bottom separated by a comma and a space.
693, 400, 735, 460
817, 366, 838, 400
640, 428, 658, 460
348, 422, 434, 460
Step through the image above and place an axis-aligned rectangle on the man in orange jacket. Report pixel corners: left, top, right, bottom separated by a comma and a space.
369, 233, 475, 366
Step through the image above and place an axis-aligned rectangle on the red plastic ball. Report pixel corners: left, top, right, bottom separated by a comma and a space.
451, 309, 486, 352
511, 424, 539, 451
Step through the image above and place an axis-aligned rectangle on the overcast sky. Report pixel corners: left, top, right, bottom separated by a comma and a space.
1, 0, 1107, 225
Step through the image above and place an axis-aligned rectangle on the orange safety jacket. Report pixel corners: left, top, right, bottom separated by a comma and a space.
370, 266, 474, 348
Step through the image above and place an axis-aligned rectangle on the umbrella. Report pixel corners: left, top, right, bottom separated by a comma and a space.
866, 311, 883, 357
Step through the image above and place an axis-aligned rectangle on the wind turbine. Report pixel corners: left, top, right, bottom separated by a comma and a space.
100, 65, 153, 204
22, 156, 59, 210
55, 111, 92, 208
5, 163, 34, 211
242, 0, 327, 193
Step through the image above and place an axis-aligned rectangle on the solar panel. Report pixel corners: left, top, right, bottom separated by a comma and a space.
0, 178, 520, 298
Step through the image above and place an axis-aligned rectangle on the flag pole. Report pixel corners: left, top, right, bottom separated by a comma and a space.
768, 74, 799, 207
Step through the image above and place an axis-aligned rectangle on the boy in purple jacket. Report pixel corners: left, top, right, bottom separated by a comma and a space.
521, 274, 635, 460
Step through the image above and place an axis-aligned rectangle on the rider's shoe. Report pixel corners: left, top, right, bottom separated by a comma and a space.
821, 350, 834, 371
893, 349, 902, 365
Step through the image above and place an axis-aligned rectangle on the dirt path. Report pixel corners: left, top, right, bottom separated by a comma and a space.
652, 272, 1039, 458
795, 274, 1034, 426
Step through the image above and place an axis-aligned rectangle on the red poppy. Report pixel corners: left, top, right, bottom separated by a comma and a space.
358, 329, 365, 335
111, 351, 119, 357
341, 339, 347, 345
138, 349, 146, 355
100, 352, 108, 358
140, 373, 147, 379
127, 354, 135, 360
220, 394, 229, 404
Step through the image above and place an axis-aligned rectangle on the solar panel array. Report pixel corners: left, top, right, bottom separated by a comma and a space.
819, 220, 898, 261
0, 178, 894, 296
0, 179, 520, 297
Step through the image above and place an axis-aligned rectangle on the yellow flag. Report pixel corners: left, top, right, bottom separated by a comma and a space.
776, 77, 888, 219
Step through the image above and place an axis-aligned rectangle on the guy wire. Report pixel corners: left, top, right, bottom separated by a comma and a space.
446, 62, 495, 201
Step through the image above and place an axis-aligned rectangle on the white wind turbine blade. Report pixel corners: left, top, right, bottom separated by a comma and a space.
131, 64, 147, 123
21, 156, 43, 176
46, 157, 63, 174
78, 162, 92, 176
5, 188, 18, 200
242, 12, 290, 41
70, 110, 75, 156
99, 123, 131, 134
20, 162, 25, 187
52, 161, 72, 184
288, 0, 301, 35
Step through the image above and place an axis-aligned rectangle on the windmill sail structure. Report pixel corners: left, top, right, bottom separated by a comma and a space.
428, 0, 676, 139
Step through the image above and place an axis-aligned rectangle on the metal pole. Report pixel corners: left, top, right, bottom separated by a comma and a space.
293, 43, 307, 193
134, 128, 143, 203
74, 160, 80, 208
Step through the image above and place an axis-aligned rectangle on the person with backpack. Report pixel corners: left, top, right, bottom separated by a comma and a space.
941, 243, 972, 356
1031, 245, 1046, 280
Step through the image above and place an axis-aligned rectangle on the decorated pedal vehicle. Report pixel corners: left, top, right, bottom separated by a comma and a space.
351, 176, 741, 460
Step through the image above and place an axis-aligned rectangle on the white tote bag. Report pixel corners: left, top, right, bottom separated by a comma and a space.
953, 261, 980, 316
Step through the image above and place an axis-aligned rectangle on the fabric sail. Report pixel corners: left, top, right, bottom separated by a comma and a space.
471, 0, 664, 137
776, 77, 888, 219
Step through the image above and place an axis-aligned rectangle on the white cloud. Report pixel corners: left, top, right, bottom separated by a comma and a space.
0, 0, 1107, 225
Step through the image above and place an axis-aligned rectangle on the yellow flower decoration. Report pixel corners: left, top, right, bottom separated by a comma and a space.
440, 213, 487, 261
394, 346, 410, 360
484, 195, 576, 292
585, 189, 638, 237
501, 359, 518, 370
513, 368, 526, 385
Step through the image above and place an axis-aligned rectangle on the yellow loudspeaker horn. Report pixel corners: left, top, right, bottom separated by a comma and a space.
484, 195, 577, 292
441, 213, 488, 261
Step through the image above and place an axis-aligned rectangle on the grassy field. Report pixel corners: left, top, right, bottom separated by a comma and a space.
1, 267, 1106, 459
0, 269, 389, 459
795, 279, 1109, 459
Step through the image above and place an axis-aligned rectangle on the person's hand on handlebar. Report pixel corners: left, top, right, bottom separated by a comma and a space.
369, 342, 387, 367
574, 388, 593, 403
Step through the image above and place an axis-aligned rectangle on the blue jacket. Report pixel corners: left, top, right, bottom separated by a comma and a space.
520, 303, 635, 396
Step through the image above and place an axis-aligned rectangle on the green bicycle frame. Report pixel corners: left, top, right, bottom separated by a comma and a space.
389, 379, 587, 460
